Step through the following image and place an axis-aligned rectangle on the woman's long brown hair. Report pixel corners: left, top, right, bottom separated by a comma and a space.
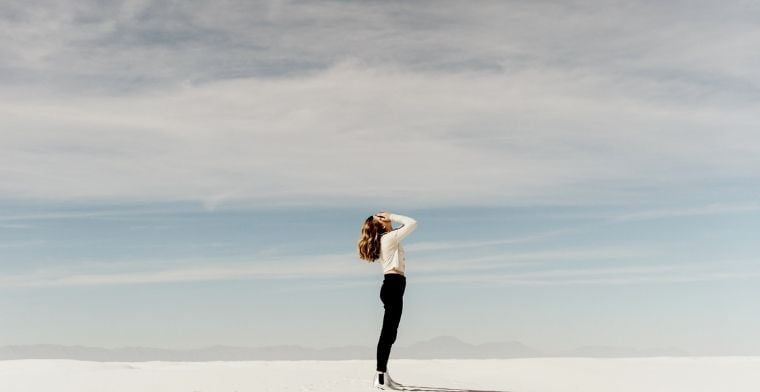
357, 215, 388, 262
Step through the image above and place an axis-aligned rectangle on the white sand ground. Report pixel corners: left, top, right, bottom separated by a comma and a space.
0, 357, 758, 392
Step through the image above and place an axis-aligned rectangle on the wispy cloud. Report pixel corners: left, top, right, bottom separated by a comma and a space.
606, 200, 760, 222
408, 227, 583, 252
0, 252, 364, 288
0, 240, 46, 248
1, 245, 739, 289
0, 207, 192, 222
275, 259, 760, 292
411, 260, 760, 286
411, 246, 655, 273
2, 2, 759, 208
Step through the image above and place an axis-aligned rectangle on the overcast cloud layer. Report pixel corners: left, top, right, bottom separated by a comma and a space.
2, 0, 759, 208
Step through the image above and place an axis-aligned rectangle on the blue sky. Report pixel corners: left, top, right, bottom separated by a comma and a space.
1, 0, 759, 354
1, 200, 759, 354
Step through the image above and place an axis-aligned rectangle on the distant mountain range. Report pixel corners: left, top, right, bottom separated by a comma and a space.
0, 336, 692, 361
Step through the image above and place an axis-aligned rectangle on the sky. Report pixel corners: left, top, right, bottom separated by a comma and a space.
1, 0, 759, 354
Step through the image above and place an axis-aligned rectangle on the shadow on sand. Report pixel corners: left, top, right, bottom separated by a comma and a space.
396, 384, 511, 392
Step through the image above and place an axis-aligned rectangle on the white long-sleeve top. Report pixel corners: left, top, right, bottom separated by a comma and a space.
379, 213, 418, 275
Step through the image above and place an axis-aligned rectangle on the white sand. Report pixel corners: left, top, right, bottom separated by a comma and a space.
0, 357, 758, 392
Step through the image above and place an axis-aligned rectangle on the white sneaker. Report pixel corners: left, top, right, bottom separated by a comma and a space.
373, 371, 403, 390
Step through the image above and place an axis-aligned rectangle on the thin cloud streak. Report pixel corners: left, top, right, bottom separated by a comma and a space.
408, 227, 583, 252
607, 200, 760, 222
275, 260, 760, 292
0, 253, 365, 288
412, 247, 655, 274
0, 240, 46, 248
0, 207, 197, 222
0, 247, 734, 288
411, 261, 760, 286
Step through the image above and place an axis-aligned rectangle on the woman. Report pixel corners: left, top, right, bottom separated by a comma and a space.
357, 211, 418, 390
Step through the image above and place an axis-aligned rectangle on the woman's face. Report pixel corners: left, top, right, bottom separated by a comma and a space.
374, 215, 392, 231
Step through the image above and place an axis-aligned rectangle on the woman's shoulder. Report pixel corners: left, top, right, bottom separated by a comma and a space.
380, 230, 401, 244
380, 230, 395, 239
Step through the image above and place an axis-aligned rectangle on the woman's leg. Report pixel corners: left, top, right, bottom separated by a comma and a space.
376, 277, 405, 372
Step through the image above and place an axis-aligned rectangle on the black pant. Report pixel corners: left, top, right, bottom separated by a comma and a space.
376, 273, 406, 372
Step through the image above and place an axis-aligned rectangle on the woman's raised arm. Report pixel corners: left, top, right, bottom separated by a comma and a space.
385, 213, 418, 242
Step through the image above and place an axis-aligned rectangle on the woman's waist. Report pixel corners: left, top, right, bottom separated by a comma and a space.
383, 272, 406, 280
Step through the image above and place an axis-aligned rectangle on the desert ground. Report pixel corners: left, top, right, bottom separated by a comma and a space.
1, 357, 758, 392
